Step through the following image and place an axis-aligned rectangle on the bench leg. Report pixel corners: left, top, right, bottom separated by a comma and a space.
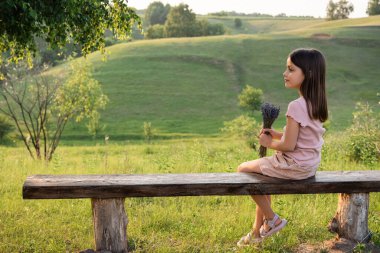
328, 193, 370, 243
91, 198, 128, 253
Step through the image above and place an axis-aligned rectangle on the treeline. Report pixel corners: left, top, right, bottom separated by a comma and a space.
144, 2, 225, 39
208, 11, 314, 19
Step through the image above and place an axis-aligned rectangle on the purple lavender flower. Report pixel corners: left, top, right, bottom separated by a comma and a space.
259, 103, 280, 157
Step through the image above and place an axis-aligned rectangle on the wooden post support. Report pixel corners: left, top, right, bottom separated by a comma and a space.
92, 198, 128, 253
328, 193, 370, 243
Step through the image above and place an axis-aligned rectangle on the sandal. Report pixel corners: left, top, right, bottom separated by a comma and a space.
237, 231, 263, 247
259, 214, 287, 238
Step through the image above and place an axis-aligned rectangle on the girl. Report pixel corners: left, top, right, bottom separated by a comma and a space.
236, 48, 328, 246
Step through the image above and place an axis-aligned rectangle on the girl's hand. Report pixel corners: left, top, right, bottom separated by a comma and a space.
260, 128, 283, 140
259, 133, 272, 148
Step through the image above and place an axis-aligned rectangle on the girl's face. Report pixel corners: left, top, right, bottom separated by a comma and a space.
283, 57, 304, 90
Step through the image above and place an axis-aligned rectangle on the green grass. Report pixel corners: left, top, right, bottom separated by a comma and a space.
45, 16, 380, 142
0, 135, 379, 252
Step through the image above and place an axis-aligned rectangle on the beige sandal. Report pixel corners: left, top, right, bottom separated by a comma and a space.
260, 214, 287, 238
237, 231, 263, 247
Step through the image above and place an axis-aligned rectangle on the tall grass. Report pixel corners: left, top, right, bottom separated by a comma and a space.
0, 134, 379, 252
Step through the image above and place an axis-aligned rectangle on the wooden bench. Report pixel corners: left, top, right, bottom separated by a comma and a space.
23, 170, 380, 252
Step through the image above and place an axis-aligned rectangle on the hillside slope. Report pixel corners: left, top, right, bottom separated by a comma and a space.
53, 16, 380, 140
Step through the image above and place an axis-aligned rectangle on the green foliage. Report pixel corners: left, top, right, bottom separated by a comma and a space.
144, 1, 170, 26
145, 24, 166, 39
55, 61, 108, 124
238, 85, 263, 113
165, 4, 198, 37
367, 0, 380, 16
234, 18, 243, 28
0, 60, 108, 159
347, 102, 379, 164
143, 122, 157, 143
205, 23, 226, 36
87, 112, 106, 139
326, 0, 354, 20
0, 0, 141, 73
221, 115, 260, 149
0, 115, 14, 141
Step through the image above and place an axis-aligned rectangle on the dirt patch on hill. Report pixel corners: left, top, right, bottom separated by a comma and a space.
311, 33, 333, 40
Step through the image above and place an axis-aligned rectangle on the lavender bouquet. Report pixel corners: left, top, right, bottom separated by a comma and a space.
259, 103, 280, 157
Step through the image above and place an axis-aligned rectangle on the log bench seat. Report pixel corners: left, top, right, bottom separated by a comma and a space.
23, 170, 380, 252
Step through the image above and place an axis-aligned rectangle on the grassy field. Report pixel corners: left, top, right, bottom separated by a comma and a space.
0, 134, 379, 252
1, 16, 380, 252
44, 16, 380, 142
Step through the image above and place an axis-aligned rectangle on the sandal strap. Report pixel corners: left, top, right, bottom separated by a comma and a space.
266, 214, 279, 229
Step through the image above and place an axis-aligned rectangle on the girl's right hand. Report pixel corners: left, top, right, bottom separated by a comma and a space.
260, 128, 282, 140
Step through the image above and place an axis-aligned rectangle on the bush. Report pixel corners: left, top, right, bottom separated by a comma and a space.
347, 102, 379, 164
145, 24, 166, 39
234, 18, 242, 28
348, 135, 379, 164
220, 115, 260, 149
206, 23, 225, 36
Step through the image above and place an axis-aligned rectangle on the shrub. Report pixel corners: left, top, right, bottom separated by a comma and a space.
220, 115, 260, 149
347, 102, 379, 164
234, 18, 242, 28
145, 24, 165, 39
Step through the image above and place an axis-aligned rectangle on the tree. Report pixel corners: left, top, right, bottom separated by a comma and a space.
238, 85, 263, 113
367, 0, 380, 15
0, 0, 141, 75
165, 4, 198, 37
144, 1, 170, 26
0, 61, 108, 160
234, 18, 243, 28
326, 0, 354, 20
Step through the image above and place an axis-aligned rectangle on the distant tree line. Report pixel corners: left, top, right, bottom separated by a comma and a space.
208, 11, 314, 19
144, 2, 225, 39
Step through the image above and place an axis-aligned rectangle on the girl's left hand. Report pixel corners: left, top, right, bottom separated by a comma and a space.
259, 133, 272, 148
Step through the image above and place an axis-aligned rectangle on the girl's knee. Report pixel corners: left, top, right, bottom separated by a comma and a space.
237, 160, 262, 173
237, 162, 250, 172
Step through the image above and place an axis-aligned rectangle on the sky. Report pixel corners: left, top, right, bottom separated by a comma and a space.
128, 0, 368, 18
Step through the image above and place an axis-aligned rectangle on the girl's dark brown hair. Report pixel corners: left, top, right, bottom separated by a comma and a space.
289, 48, 328, 122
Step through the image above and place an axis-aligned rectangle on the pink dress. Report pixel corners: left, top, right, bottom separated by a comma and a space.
258, 97, 325, 180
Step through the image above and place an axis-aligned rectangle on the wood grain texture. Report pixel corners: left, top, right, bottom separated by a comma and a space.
23, 171, 380, 199
92, 198, 128, 253
328, 193, 370, 242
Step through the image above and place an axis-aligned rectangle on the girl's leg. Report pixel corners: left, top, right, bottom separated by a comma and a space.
237, 160, 279, 235
252, 195, 271, 237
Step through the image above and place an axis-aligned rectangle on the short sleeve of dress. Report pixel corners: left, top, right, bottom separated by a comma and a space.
286, 100, 308, 127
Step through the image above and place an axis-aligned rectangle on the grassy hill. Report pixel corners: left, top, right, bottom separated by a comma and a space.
52, 16, 380, 141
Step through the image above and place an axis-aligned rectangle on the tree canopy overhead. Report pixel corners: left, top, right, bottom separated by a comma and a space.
0, 0, 141, 67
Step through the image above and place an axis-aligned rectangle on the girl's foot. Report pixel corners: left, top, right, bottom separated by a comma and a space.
237, 231, 263, 247
260, 214, 287, 238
